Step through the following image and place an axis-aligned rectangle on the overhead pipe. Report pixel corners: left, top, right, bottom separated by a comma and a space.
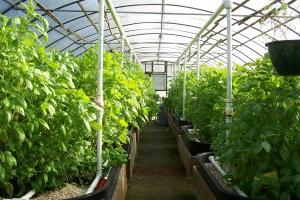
86, 0, 105, 194
105, 0, 142, 66
175, 2, 225, 63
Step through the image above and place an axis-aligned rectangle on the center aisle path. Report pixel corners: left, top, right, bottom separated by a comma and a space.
125, 123, 194, 200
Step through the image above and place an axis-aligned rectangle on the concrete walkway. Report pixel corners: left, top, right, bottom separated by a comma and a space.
125, 123, 194, 200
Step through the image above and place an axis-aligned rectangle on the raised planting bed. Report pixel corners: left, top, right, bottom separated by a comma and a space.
133, 127, 141, 144
177, 135, 198, 177
164, 107, 175, 130
177, 126, 211, 177
181, 126, 211, 156
192, 152, 249, 200
77, 164, 127, 200
32, 164, 127, 200
126, 130, 137, 179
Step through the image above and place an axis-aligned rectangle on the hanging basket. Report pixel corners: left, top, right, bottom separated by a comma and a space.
266, 40, 300, 76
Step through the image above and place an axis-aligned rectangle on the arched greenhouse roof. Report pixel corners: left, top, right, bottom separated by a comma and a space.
1, 0, 300, 67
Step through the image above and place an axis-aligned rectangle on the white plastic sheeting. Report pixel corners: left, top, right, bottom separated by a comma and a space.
1, 0, 300, 66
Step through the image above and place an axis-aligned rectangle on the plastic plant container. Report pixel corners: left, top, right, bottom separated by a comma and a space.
266, 40, 300, 76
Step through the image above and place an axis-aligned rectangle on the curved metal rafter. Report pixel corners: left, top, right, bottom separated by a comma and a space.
2, 0, 300, 68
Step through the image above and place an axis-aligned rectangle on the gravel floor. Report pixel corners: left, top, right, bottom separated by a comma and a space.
125, 122, 194, 200
33, 184, 86, 200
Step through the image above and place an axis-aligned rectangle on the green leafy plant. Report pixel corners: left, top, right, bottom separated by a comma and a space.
166, 71, 196, 117
0, 3, 100, 196
185, 66, 227, 142
0, 1, 158, 198
213, 55, 300, 199
75, 47, 158, 166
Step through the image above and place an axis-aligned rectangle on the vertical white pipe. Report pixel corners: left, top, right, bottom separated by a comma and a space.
225, 0, 233, 138
96, 0, 104, 177
196, 37, 201, 80
121, 35, 124, 66
87, 0, 105, 194
173, 64, 175, 77
183, 54, 187, 119
129, 49, 133, 62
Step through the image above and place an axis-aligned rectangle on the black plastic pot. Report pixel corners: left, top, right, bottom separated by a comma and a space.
266, 40, 300, 76
174, 116, 191, 127
195, 152, 249, 200
181, 126, 211, 156
68, 165, 120, 200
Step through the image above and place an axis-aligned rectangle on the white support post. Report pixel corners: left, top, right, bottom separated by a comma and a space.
129, 49, 133, 62
225, 0, 233, 138
121, 34, 124, 66
173, 63, 176, 77
183, 53, 187, 119
196, 37, 201, 80
87, 0, 105, 194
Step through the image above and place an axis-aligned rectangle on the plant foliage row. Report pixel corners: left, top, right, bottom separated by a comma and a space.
166, 56, 300, 199
0, 1, 158, 198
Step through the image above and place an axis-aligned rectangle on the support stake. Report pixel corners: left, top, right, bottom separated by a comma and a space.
183, 54, 187, 120
225, 0, 233, 138
196, 37, 201, 80
86, 0, 104, 194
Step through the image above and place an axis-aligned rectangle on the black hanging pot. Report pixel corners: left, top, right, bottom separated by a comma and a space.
266, 40, 300, 76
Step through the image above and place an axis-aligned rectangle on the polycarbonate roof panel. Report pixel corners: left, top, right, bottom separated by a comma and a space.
1, 0, 300, 64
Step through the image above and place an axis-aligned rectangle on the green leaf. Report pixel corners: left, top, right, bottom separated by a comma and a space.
39, 119, 50, 130
253, 104, 262, 113
118, 119, 128, 127
6, 182, 13, 197
279, 146, 289, 160
82, 118, 91, 133
254, 143, 263, 154
43, 174, 48, 183
5, 111, 12, 123
90, 121, 101, 131
61, 124, 66, 136
5, 152, 17, 167
15, 106, 25, 116
261, 141, 271, 153
47, 104, 55, 115
16, 126, 26, 143
26, 80, 33, 90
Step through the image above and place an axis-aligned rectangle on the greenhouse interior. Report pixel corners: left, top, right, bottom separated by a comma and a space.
1, 0, 300, 199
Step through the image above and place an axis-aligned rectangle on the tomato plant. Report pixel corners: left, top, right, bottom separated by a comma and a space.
166, 66, 226, 142
185, 66, 227, 142
166, 71, 196, 116
213, 55, 300, 199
